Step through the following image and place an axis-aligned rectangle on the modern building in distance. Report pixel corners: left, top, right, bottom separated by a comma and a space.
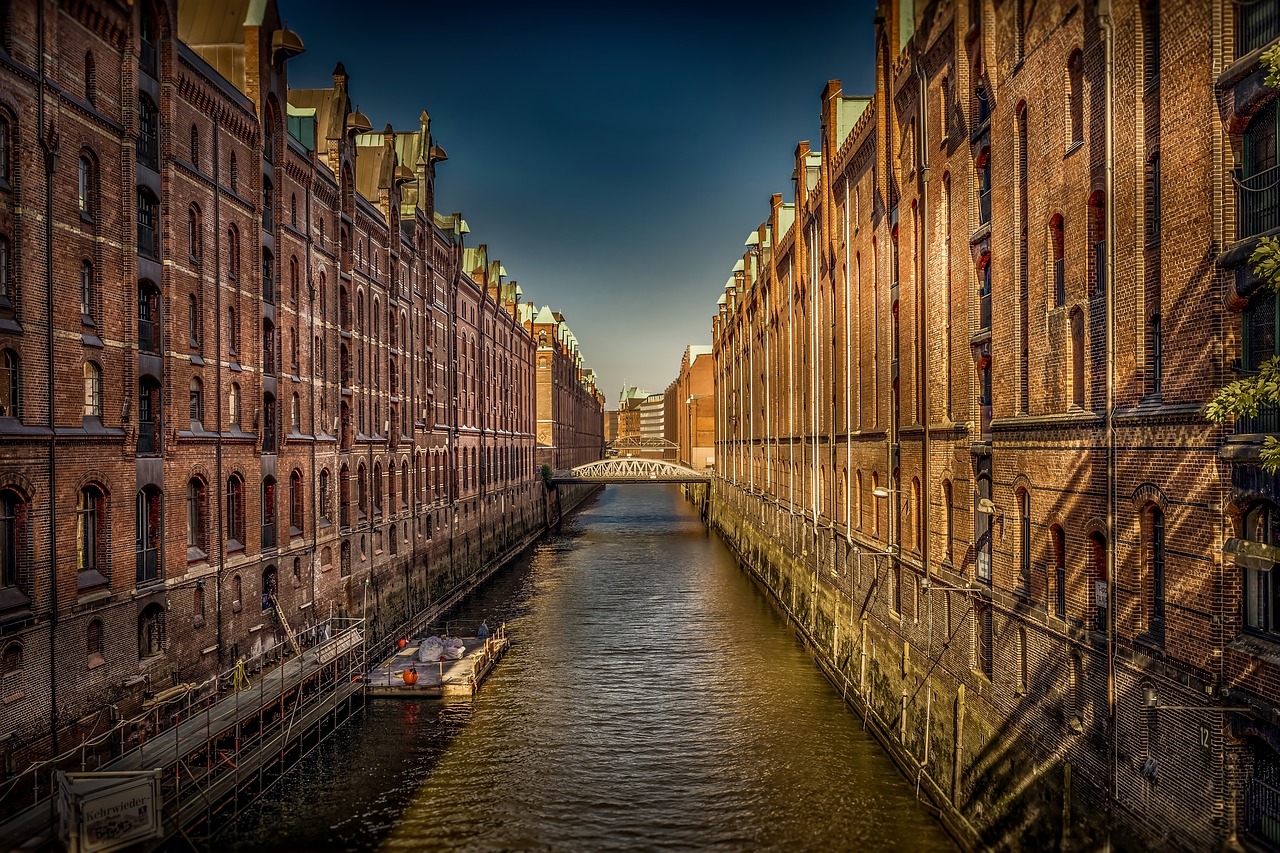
709, 0, 1273, 850
523, 305, 605, 471
0, 0, 581, 786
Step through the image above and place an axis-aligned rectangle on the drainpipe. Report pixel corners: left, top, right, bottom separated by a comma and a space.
1097, 0, 1119, 820
305, 161, 316, 618
37, 0, 60, 757
915, 55, 932, 588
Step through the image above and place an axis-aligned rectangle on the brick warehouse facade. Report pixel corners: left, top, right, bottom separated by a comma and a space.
0, 0, 602, 787
711, 0, 1280, 850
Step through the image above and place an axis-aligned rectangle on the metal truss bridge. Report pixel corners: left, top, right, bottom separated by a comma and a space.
606, 436, 678, 451
550, 457, 711, 484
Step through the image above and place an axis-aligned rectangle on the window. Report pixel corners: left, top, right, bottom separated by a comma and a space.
227, 226, 240, 278
319, 468, 331, 524
135, 486, 162, 584
136, 187, 160, 257
977, 148, 992, 226
1050, 215, 1065, 307
136, 378, 160, 454
261, 477, 277, 549
1149, 314, 1162, 396
976, 474, 993, 584
1244, 503, 1280, 638
290, 392, 300, 432
138, 604, 164, 658
229, 382, 241, 428
188, 205, 202, 263
339, 464, 351, 529
0, 487, 24, 591
83, 361, 101, 418
943, 481, 954, 563
78, 484, 106, 577
137, 280, 160, 352
138, 3, 158, 77
261, 566, 277, 610
0, 235, 13, 313
0, 113, 10, 186
373, 462, 383, 515
1146, 152, 1161, 245
290, 469, 303, 535
186, 477, 207, 557
262, 177, 274, 233
262, 249, 274, 303
1090, 195, 1107, 294
190, 124, 200, 166
229, 151, 238, 192
228, 306, 239, 355
1147, 504, 1166, 635
263, 320, 275, 374
226, 475, 245, 549
81, 261, 95, 322
78, 154, 95, 218
1067, 50, 1084, 147
1018, 488, 1031, 591
975, 600, 994, 679
1052, 524, 1067, 618
137, 95, 159, 170
262, 393, 277, 454
188, 293, 200, 347
357, 464, 368, 520
290, 256, 299, 303
290, 194, 297, 227
189, 377, 203, 427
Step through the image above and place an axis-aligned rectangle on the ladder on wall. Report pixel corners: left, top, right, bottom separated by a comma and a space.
270, 595, 302, 658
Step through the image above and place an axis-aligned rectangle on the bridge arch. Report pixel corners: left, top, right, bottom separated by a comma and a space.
550, 458, 711, 484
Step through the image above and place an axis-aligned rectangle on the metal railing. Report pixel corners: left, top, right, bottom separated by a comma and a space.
1240, 164, 1280, 240
1237, 403, 1280, 434
1248, 776, 1280, 850
135, 547, 158, 584
1239, 0, 1280, 58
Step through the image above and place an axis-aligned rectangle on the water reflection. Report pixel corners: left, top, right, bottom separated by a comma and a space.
221, 486, 954, 852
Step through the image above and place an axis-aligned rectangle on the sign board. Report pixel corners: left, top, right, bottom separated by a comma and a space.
57, 770, 163, 853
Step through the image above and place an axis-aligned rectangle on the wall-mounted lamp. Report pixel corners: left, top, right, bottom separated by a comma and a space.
920, 577, 975, 594
1143, 685, 1250, 712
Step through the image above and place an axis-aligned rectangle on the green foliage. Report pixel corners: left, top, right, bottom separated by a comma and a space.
1264, 43, 1280, 89
1208, 231, 1280, 469
540, 463, 554, 488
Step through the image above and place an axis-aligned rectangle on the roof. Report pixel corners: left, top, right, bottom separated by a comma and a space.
533, 305, 558, 326
178, 0, 266, 45
835, 97, 871, 151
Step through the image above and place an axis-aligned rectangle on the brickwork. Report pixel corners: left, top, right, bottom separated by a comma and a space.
711, 0, 1279, 849
0, 0, 586, 785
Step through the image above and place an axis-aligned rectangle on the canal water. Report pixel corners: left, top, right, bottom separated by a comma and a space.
219, 485, 956, 852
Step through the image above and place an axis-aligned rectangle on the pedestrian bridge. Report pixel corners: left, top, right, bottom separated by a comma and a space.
549, 458, 711, 484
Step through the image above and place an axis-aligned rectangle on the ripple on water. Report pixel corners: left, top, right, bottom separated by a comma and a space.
216, 486, 955, 853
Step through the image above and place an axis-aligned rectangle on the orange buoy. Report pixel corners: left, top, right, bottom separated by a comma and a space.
397, 638, 407, 650
402, 666, 419, 685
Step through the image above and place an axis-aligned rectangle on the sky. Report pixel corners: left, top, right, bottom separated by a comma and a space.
281, 0, 878, 402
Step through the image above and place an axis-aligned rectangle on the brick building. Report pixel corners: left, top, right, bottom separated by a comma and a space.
523, 304, 605, 471
0, 0, 573, 783
670, 345, 714, 471
711, 0, 1280, 849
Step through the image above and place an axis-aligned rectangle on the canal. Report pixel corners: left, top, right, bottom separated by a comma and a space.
217, 485, 956, 852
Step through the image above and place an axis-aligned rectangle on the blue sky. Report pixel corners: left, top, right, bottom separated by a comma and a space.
281, 0, 877, 402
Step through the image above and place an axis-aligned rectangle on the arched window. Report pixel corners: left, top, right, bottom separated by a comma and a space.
262, 319, 275, 374
339, 464, 351, 529
187, 477, 207, 557
373, 462, 383, 515
1089, 194, 1107, 294
387, 461, 396, 514
1050, 214, 1065, 307
232, 573, 242, 608
1, 642, 20, 677
0, 487, 25, 592
1090, 532, 1108, 632
193, 583, 205, 624
290, 469, 304, 535
84, 52, 97, 106
134, 485, 162, 583
401, 460, 409, 509
77, 484, 106, 578
262, 565, 278, 610
357, 464, 368, 520
137, 94, 159, 170
261, 476, 277, 549
136, 187, 160, 257
289, 255, 299, 303
188, 204, 202, 263
227, 225, 240, 278
189, 377, 203, 427
1017, 488, 1031, 590
1052, 523, 1067, 618
318, 468, 331, 525
1146, 503, 1166, 636
83, 361, 101, 418
187, 293, 200, 348
226, 475, 245, 548
78, 153, 95, 218
81, 260, 96, 323
228, 305, 239, 356
976, 474, 993, 584
229, 381, 241, 428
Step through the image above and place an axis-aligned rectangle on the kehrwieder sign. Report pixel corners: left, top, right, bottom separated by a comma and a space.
56, 769, 162, 853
